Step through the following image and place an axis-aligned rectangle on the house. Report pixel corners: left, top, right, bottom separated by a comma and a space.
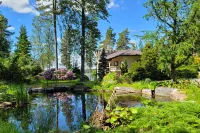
106, 50, 142, 75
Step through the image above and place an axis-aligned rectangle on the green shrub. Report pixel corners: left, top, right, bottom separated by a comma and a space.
176, 65, 198, 79
129, 62, 146, 81
102, 73, 118, 89
119, 73, 133, 84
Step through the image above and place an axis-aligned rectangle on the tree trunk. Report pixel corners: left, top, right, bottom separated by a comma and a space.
80, 0, 86, 81
171, 56, 176, 82
81, 93, 86, 121
53, 0, 58, 70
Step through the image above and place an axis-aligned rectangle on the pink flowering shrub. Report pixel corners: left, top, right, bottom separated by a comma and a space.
54, 68, 76, 80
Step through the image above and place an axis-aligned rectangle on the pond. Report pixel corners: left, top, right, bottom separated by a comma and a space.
0, 91, 172, 133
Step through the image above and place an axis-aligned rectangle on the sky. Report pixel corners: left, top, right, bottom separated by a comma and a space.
0, 0, 157, 45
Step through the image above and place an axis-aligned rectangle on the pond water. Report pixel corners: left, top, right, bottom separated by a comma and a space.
0, 92, 172, 133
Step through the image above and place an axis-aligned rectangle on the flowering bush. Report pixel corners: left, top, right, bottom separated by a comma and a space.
42, 69, 55, 80
41, 68, 76, 80
54, 68, 76, 80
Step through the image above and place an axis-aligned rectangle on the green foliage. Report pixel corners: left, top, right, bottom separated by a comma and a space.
129, 62, 146, 81
144, 0, 200, 81
129, 44, 169, 81
102, 72, 118, 89
116, 28, 131, 50
15, 25, 31, 56
176, 65, 198, 79
106, 106, 138, 128
119, 73, 133, 84
7, 84, 28, 106
98, 48, 109, 81
0, 84, 28, 106
104, 102, 200, 133
5, 54, 42, 82
31, 16, 55, 70
0, 120, 19, 133
120, 60, 128, 75
100, 27, 116, 50
61, 28, 79, 69
0, 13, 13, 58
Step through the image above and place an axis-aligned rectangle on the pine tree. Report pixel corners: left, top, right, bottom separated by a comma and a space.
98, 48, 108, 81
0, 13, 13, 58
116, 28, 130, 50
16, 25, 31, 56
100, 27, 116, 50
61, 29, 72, 69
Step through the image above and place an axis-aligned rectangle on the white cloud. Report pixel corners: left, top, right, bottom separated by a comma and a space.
6, 26, 15, 31
108, 0, 119, 8
1, 0, 39, 15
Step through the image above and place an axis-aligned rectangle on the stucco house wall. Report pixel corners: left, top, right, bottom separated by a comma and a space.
121, 56, 141, 69
109, 55, 141, 68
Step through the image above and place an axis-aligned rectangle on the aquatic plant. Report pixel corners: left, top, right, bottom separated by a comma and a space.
102, 102, 200, 133
0, 120, 19, 133
7, 84, 28, 106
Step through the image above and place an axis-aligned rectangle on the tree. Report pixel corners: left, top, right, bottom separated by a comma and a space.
0, 13, 13, 58
61, 28, 74, 69
116, 28, 131, 50
36, 0, 62, 70
144, 0, 200, 81
100, 27, 116, 50
16, 25, 31, 56
31, 16, 55, 70
85, 21, 101, 70
61, 0, 109, 81
98, 48, 108, 81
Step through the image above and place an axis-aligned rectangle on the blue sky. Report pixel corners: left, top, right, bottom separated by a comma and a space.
0, 0, 157, 48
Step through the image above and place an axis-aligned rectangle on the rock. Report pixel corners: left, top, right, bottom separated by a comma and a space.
155, 87, 176, 97
0, 102, 14, 108
142, 89, 152, 95
28, 87, 44, 93
0, 104, 4, 108
170, 89, 187, 101
73, 85, 85, 91
114, 87, 141, 94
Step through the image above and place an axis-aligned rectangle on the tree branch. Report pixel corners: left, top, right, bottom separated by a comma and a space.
151, 1, 175, 30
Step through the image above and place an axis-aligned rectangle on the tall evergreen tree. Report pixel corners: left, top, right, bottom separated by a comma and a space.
98, 48, 108, 81
100, 27, 116, 50
116, 28, 130, 50
0, 13, 13, 58
16, 25, 31, 56
60, 28, 77, 69
86, 20, 101, 70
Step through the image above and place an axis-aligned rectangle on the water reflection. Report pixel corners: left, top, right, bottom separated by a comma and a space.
0, 92, 172, 133
0, 92, 101, 133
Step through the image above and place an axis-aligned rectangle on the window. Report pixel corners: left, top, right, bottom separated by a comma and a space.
114, 61, 118, 66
